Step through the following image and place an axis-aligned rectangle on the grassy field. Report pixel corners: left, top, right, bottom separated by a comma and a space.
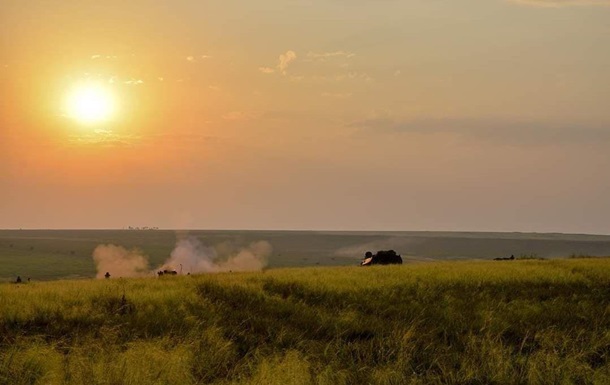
3, 230, 610, 281
1, 258, 609, 384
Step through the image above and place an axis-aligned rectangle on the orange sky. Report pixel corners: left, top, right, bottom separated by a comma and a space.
1, 1, 610, 232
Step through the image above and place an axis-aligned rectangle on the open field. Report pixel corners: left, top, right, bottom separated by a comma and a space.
3, 230, 610, 281
1, 258, 609, 384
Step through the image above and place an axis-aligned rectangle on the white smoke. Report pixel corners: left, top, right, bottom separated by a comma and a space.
163, 236, 271, 273
92, 235, 272, 278
92, 244, 150, 278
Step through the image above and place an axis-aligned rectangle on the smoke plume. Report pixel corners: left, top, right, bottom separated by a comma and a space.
163, 236, 271, 273
92, 244, 150, 278
92, 235, 272, 278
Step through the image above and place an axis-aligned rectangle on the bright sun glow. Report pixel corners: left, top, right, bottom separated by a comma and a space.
66, 82, 116, 124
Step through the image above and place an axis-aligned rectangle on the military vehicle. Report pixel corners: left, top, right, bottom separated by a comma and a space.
360, 250, 403, 266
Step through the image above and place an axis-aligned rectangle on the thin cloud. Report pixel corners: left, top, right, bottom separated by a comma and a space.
335, 72, 373, 82
151, 133, 215, 144
90, 55, 118, 60
289, 71, 373, 83
278, 50, 297, 74
307, 51, 356, 61
68, 130, 141, 148
509, 0, 610, 6
259, 50, 297, 75
221, 111, 262, 121
349, 117, 610, 146
124, 79, 144, 85
259, 67, 276, 74
187, 55, 212, 62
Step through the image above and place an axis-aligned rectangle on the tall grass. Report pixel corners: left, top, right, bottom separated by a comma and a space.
1, 259, 609, 384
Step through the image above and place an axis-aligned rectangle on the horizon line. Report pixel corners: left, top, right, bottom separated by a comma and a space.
1, 228, 610, 237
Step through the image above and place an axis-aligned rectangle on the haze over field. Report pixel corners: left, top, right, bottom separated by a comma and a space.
92, 236, 271, 278
1, 1, 609, 233
2, 229, 610, 281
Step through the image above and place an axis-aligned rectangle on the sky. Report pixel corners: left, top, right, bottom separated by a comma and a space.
1, 0, 609, 233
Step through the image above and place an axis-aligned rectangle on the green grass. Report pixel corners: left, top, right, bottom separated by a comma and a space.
1, 259, 610, 384
0, 230, 362, 281
4, 229, 610, 281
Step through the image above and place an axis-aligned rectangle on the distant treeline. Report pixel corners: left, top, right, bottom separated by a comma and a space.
126, 226, 159, 230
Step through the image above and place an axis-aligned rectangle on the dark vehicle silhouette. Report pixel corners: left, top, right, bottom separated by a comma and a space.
361, 250, 403, 266
157, 269, 178, 276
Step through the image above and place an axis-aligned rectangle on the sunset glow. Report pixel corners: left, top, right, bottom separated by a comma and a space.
1, 1, 610, 232
65, 82, 116, 124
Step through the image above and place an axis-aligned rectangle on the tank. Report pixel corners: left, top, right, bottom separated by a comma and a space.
360, 250, 403, 266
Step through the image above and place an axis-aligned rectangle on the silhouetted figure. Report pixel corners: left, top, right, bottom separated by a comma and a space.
104, 272, 111, 279
510, 255, 515, 260
27, 277, 31, 283
16, 276, 22, 283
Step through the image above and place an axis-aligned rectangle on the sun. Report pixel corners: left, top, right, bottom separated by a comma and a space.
65, 81, 116, 124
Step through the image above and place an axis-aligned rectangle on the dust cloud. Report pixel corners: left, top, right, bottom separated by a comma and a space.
92, 235, 272, 278
164, 236, 271, 274
92, 244, 150, 278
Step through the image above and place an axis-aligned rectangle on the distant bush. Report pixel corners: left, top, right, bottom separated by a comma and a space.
569, 253, 596, 259
516, 254, 545, 260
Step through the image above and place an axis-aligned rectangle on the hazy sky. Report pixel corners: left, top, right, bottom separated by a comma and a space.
1, 1, 609, 233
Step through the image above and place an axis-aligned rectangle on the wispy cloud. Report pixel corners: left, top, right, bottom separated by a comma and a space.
123, 79, 144, 85
306, 51, 355, 61
187, 54, 212, 62
509, 0, 610, 6
68, 130, 141, 147
335, 72, 372, 82
350, 117, 610, 146
151, 132, 215, 144
258, 67, 276, 74
288, 71, 373, 83
221, 111, 262, 121
90, 55, 118, 60
260, 50, 297, 75
278, 50, 297, 74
